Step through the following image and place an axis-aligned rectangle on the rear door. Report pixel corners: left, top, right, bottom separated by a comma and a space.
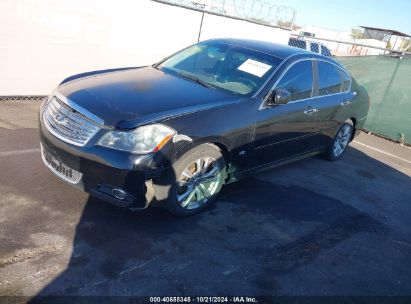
307, 60, 349, 147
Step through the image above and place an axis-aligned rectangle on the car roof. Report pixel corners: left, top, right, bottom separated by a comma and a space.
206, 38, 312, 59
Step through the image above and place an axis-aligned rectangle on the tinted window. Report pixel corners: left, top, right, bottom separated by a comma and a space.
321, 45, 332, 57
276, 60, 313, 101
289, 38, 307, 50
317, 62, 342, 96
340, 68, 351, 92
310, 43, 319, 54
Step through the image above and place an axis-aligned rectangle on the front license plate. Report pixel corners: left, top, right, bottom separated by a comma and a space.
40, 144, 82, 184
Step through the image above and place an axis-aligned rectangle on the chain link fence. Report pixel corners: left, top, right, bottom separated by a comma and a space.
0, 96, 46, 101
290, 35, 411, 57
152, 0, 296, 29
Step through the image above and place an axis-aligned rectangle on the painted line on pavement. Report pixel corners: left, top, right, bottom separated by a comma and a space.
0, 148, 40, 157
353, 141, 411, 165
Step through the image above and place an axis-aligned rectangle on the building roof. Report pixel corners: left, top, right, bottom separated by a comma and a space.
360, 26, 411, 38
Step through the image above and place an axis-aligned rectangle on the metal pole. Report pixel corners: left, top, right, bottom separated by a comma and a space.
392, 35, 399, 51
290, 10, 296, 31
198, 11, 205, 42
384, 33, 392, 54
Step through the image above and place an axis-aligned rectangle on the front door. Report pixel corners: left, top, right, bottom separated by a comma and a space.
251, 60, 319, 166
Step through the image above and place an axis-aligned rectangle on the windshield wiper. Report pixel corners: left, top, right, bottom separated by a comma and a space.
176, 72, 217, 89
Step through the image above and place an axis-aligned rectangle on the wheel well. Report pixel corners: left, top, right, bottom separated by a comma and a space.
174, 140, 230, 163
349, 117, 357, 141
210, 142, 230, 158
210, 142, 230, 164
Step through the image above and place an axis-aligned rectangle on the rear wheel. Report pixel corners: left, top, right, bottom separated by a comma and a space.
324, 121, 353, 161
154, 144, 226, 216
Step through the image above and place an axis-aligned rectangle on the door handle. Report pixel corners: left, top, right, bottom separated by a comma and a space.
341, 100, 352, 106
304, 108, 318, 115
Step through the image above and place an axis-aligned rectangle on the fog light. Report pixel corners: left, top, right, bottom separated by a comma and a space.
112, 188, 127, 200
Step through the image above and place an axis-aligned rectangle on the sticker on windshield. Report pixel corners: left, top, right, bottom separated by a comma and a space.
237, 59, 272, 77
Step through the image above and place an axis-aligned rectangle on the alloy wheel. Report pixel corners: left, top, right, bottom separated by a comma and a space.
176, 156, 223, 210
333, 125, 352, 157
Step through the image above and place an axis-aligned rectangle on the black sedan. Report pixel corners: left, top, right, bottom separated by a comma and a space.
39, 38, 369, 216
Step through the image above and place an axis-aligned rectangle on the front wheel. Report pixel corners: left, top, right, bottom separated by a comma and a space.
154, 144, 226, 216
324, 121, 353, 161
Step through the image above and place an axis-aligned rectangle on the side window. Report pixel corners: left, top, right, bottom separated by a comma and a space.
317, 61, 342, 96
321, 45, 332, 57
289, 39, 307, 50
310, 43, 319, 54
340, 68, 351, 92
275, 60, 313, 101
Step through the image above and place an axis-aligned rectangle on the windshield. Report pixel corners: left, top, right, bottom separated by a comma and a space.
158, 41, 282, 95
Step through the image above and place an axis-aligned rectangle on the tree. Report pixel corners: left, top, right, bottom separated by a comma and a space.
350, 29, 363, 39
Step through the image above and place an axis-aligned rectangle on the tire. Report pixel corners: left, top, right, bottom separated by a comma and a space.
153, 143, 226, 216
323, 121, 353, 161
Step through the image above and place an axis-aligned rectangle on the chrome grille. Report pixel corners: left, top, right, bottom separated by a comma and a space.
43, 96, 100, 146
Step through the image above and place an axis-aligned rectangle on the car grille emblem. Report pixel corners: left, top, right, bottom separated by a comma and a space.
54, 113, 64, 122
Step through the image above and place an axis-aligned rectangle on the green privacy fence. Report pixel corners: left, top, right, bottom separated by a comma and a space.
337, 56, 411, 145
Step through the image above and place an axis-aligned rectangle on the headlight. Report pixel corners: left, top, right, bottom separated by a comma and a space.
97, 124, 176, 153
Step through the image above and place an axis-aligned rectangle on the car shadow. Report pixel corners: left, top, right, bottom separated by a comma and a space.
27, 145, 411, 300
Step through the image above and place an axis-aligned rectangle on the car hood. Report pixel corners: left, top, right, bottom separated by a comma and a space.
57, 66, 239, 129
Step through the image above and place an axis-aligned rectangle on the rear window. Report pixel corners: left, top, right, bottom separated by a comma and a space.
317, 61, 342, 95
310, 43, 319, 54
289, 39, 307, 50
321, 45, 332, 57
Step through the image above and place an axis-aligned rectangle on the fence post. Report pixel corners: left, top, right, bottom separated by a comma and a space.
290, 10, 296, 31
198, 11, 205, 42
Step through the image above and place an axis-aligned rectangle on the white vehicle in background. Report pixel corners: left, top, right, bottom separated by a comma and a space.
289, 37, 333, 56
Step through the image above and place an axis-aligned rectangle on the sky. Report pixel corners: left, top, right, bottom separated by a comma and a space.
274, 0, 411, 34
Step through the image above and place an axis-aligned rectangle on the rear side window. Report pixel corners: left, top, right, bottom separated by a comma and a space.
317, 61, 342, 95
276, 60, 313, 101
310, 43, 319, 54
321, 45, 332, 57
289, 39, 307, 50
340, 68, 351, 92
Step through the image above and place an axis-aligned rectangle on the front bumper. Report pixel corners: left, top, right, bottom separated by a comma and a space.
39, 105, 167, 210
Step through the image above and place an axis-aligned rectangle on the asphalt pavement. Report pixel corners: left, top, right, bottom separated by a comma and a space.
0, 100, 410, 300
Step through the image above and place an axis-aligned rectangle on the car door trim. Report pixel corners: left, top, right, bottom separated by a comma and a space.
253, 132, 316, 150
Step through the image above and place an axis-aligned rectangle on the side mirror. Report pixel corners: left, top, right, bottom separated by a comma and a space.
266, 89, 291, 106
